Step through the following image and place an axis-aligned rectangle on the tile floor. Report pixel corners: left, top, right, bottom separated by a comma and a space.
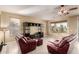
1, 36, 79, 54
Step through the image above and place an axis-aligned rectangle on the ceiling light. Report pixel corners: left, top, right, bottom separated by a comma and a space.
58, 6, 68, 16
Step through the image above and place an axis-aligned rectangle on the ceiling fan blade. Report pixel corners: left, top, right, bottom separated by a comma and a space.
69, 7, 78, 11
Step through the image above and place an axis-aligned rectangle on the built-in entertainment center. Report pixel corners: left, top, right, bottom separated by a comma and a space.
23, 22, 43, 39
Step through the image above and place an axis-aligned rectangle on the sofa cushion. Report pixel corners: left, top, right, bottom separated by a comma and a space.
26, 37, 32, 40
16, 33, 23, 38
23, 37, 28, 40
47, 43, 58, 51
59, 39, 68, 47
22, 38, 27, 43
49, 41, 59, 47
62, 36, 70, 40
62, 33, 76, 42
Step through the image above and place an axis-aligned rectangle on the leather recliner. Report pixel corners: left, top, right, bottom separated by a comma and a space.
16, 36, 37, 54
47, 41, 70, 54
36, 38, 43, 46
47, 33, 76, 54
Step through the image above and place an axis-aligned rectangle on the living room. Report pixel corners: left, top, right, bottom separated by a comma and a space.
0, 5, 79, 54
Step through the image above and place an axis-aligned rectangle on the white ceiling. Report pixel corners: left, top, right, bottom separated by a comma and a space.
0, 5, 79, 20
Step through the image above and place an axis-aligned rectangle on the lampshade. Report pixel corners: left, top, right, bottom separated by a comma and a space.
0, 27, 8, 31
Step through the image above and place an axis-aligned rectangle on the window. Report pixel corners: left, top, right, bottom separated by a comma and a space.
8, 18, 20, 37
51, 21, 67, 33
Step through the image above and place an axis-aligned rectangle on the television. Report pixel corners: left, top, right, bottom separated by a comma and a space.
30, 26, 38, 35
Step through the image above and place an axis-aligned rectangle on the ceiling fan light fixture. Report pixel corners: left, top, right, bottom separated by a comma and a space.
57, 5, 78, 16
58, 11, 63, 15
58, 7, 68, 16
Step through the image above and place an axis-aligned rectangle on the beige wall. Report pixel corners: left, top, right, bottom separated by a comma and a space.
67, 16, 77, 34
0, 11, 77, 43
0, 11, 47, 43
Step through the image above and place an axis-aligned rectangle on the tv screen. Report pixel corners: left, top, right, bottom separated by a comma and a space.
30, 26, 38, 35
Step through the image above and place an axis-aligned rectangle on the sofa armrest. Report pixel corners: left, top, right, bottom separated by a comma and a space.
48, 41, 59, 47
27, 40, 36, 42
27, 40, 37, 45
47, 43, 58, 51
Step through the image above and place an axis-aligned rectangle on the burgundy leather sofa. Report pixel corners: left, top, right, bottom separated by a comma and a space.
36, 38, 43, 46
16, 36, 37, 54
47, 40, 70, 54
26, 37, 43, 46
47, 33, 76, 54
25, 36, 43, 46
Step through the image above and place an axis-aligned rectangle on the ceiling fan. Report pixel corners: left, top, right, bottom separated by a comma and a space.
58, 5, 78, 16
